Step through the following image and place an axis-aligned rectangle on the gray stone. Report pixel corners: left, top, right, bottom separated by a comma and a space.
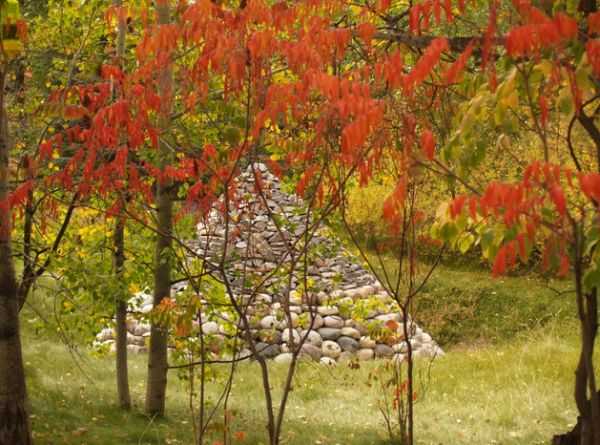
375, 344, 394, 358
336, 336, 359, 353
300, 343, 322, 360
318, 327, 342, 341
256, 342, 281, 358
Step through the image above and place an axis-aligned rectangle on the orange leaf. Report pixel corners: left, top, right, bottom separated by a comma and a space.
420, 128, 435, 161
234, 431, 246, 442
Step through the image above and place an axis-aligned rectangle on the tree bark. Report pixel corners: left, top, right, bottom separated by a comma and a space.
112, 0, 131, 410
144, 0, 173, 417
114, 217, 131, 409
0, 66, 32, 445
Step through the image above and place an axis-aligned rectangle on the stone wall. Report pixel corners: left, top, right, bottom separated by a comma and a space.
94, 164, 442, 365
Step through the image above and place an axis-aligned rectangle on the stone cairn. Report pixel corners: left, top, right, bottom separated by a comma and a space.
95, 164, 443, 365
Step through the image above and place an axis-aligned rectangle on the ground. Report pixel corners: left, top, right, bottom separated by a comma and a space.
22, 266, 588, 445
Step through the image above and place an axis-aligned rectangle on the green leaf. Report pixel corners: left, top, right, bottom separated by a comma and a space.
439, 221, 459, 242
458, 233, 475, 253
558, 86, 574, 116
584, 263, 600, 292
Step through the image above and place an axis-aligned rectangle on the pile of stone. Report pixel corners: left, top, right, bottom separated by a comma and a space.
94, 164, 443, 364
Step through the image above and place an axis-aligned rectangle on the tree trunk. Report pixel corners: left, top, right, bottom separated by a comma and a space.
144, 0, 173, 417
0, 66, 33, 445
112, 0, 131, 411
114, 216, 131, 409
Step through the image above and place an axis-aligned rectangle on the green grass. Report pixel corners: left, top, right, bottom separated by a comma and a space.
22, 266, 584, 444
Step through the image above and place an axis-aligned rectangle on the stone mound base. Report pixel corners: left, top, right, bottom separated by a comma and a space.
94, 283, 443, 365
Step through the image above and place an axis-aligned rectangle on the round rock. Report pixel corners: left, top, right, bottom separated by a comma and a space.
256, 342, 281, 358
274, 353, 293, 363
320, 357, 337, 367
260, 315, 282, 330
300, 330, 323, 347
300, 343, 322, 361
356, 348, 374, 361
317, 306, 339, 316
336, 336, 359, 353
341, 327, 361, 340
321, 340, 342, 359
318, 327, 342, 341
308, 314, 324, 330
281, 328, 301, 345
324, 316, 344, 329
359, 336, 376, 349
375, 344, 394, 358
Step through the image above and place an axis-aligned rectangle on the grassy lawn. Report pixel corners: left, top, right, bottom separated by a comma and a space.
22, 266, 584, 445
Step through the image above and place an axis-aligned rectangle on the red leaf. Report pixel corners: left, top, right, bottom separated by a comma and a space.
550, 185, 567, 216
539, 95, 548, 127
357, 22, 377, 49
558, 255, 570, 277
420, 128, 435, 161
590, 11, 600, 35
492, 246, 507, 278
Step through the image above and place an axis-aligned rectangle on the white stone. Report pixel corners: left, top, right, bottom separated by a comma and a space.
375, 312, 401, 323
260, 315, 282, 330
356, 348, 375, 361
324, 315, 344, 329
308, 314, 324, 330
317, 306, 339, 316
321, 340, 342, 359
341, 327, 361, 340
319, 356, 337, 367
274, 353, 293, 363
392, 353, 406, 364
359, 336, 376, 349
300, 330, 323, 347
96, 328, 115, 341
392, 341, 408, 354
281, 328, 300, 345
281, 312, 300, 329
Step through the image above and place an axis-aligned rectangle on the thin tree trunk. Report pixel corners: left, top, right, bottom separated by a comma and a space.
0, 66, 32, 445
144, 0, 173, 417
112, 0, 131, 410
114, 217, 131, 409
